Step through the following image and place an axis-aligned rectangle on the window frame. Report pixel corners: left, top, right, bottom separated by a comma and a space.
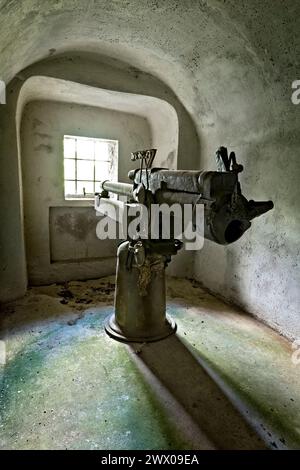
63, 135, 118, 201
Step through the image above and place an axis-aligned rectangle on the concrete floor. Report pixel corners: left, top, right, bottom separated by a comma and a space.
0, 277, 299, 450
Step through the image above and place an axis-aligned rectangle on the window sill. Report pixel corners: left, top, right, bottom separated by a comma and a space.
58, 198, 95, 208
65, 197, 94, 201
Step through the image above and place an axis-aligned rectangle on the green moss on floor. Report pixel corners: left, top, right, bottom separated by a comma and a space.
0, 307, 192, 450
174, 304, 300, 449
0, 277, 299, 450
167, 279, 300, 449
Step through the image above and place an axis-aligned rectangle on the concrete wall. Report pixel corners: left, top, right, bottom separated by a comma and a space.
21, 100, 152, 285
191, 4, 300, 341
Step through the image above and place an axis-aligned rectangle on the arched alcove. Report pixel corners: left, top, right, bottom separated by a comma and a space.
0, 52, 198, 299
17, 76, 179, 285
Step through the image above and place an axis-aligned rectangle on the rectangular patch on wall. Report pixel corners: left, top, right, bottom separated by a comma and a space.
49, 206, 118, 263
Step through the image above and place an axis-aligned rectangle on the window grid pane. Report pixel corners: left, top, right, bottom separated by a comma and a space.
64, 135, 118, 198
64, 137, 76, 158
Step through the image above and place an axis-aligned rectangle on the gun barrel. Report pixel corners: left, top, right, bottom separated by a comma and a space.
96, 167, 274, 246
129, 168, 238, 199
100, 180, 134, 198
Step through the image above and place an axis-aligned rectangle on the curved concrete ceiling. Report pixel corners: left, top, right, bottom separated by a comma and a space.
1, 1, 299, 130
16, 76, 179, 167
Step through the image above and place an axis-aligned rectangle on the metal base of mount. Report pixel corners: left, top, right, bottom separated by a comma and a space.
105, 313, 177, 343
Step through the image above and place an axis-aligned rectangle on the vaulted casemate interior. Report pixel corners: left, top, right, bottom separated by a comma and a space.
0, 0, 299, 452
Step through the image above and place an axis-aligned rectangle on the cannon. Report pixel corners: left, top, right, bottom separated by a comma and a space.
94, 147, 273, 343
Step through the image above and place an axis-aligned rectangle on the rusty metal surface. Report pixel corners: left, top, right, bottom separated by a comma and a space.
95, 147, 273, 343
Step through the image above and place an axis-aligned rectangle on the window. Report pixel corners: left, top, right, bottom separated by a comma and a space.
63, 135, 118, 199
